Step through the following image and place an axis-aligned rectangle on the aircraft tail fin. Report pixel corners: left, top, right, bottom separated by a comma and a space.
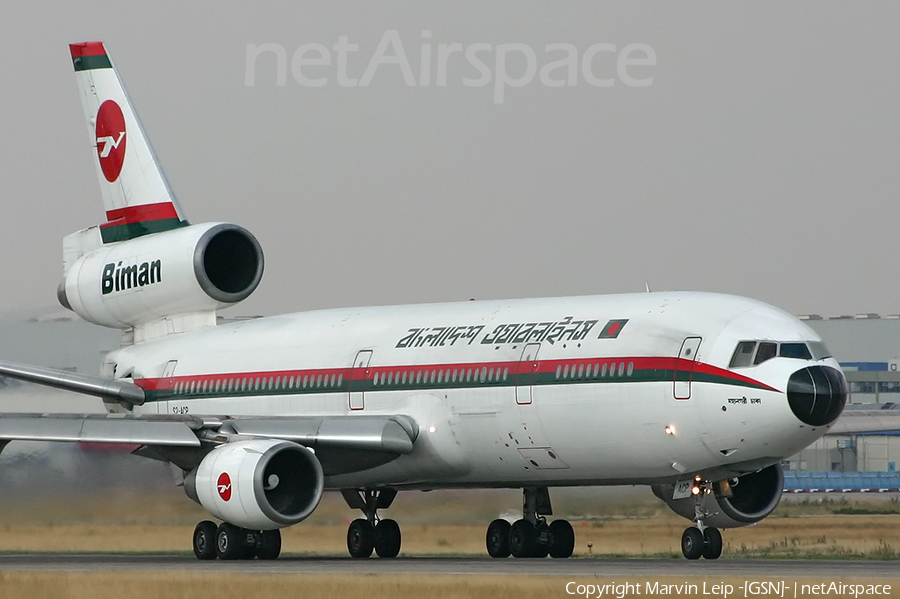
69, 42, 188, 244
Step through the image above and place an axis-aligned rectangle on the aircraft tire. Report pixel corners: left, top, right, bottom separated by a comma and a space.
215, 523, 245, 560
702, 527, 723, 560
486, 519, 512, 558
347, 519, 375, 558
509, 519, 538, 558
257, 530, 282, 560
548, 520, 575, 558
681, 527, 704, 560
374, 519, 402, 558
533, 522, 550, 558
192, 520, 218, 560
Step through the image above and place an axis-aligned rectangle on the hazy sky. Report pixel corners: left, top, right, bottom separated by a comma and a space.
1, 2, 898, 322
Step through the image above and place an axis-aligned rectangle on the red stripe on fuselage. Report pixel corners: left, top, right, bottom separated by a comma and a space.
135, 356, 779, 393
101, 202, 180, 228
69, 42, 107, 58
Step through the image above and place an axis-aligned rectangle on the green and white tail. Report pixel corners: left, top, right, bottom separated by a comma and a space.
70, 42, 188, 243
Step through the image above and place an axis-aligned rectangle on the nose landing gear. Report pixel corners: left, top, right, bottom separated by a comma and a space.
486, 487, 575, 559
680, 478, 722, 560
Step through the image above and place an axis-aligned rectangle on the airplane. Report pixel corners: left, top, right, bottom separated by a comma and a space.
0, 41, 853, 562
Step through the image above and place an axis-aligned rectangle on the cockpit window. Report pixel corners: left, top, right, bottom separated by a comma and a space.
730, 340, 831, 368
779, 342, 812, 360
754, 342, 778, 365
729, 341, 757, 368
808, 341, 832, 360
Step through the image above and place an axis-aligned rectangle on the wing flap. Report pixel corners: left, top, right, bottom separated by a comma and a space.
0, 414, 200, 446
228, 415, 418, 454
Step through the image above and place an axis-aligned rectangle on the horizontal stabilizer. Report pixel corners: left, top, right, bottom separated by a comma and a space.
0, 360, 145, 406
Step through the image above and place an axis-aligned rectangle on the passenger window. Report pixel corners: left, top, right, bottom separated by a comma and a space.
563, 364, 570, 378
503, 367, 509, 381
338, 373, 343, 386
577, 364, 584, 378
780, 343, 812, 360
601, 363, 608, 377
627, 362, 634, 377
729, 341, 757, 368
618, 362, 625, 376
754, 342, 777, 365
556, 365, 562, 379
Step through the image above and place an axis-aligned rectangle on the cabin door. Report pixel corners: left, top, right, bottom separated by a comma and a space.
349, 350, 373, 410
673, 337, 702, 399
515, 343, 541, 405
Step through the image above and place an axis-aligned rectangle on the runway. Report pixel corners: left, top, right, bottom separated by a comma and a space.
0, 554, 897, 578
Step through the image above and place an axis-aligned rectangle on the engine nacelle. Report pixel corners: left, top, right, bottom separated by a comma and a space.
184, 439, 324, 530
59, 222, 263, 329
651, 464, 784, 528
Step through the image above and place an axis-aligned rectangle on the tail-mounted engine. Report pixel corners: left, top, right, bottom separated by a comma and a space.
184, 439, 324, 530
652, 464, 784, 528
58, 222, 263, 332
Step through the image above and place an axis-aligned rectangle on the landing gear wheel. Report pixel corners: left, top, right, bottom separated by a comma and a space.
216, 523, 245, 560
192, 521, 217, 560
374, 519, 402, 558
533, 522, 550, 558
702, 527, 722, 560
257, 530, 282, 560
486, 519, 511, 558
347, 518, 375, 558
548, 520, 575, 558
509, 519, 538, 558
681, 527, 704, 560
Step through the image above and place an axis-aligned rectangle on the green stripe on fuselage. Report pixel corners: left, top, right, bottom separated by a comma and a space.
142, 367, 771, 404
73, 55, 113, 71
100, 218, 189, 244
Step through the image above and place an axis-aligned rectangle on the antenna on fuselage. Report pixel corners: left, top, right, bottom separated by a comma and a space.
645, 281, 652, 293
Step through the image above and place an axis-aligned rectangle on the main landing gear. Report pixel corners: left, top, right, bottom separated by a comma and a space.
192, 521, 282, 560
680, 478, 723, 560
341, 488, 402, 558
486, 487, 575, 559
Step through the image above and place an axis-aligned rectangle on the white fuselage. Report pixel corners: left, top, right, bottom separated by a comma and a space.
104, 291, 837, 490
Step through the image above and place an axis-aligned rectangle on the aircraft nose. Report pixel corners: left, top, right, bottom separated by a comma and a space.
786, 365, 847, 426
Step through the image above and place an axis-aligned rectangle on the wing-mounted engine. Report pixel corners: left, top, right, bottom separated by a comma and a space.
58, 222, 263, 339
652, 464, 784, 528
184, 439, 324, 530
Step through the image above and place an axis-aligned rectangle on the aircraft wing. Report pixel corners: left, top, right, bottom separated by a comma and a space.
828, 408, 900, 435
0, 412, 417, 454
0, 359, 418, 456
0, 360, 145, 406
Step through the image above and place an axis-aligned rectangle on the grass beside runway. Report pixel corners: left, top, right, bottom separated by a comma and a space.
0, 490, 897, 559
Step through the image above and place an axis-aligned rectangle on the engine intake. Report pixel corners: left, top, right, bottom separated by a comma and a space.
195, 224, 264, 303
652, 464, 784, 528
185, 439, 324, 530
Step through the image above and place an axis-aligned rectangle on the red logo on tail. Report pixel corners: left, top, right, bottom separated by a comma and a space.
95, 100, 126, 182
217, 472, 232, 501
